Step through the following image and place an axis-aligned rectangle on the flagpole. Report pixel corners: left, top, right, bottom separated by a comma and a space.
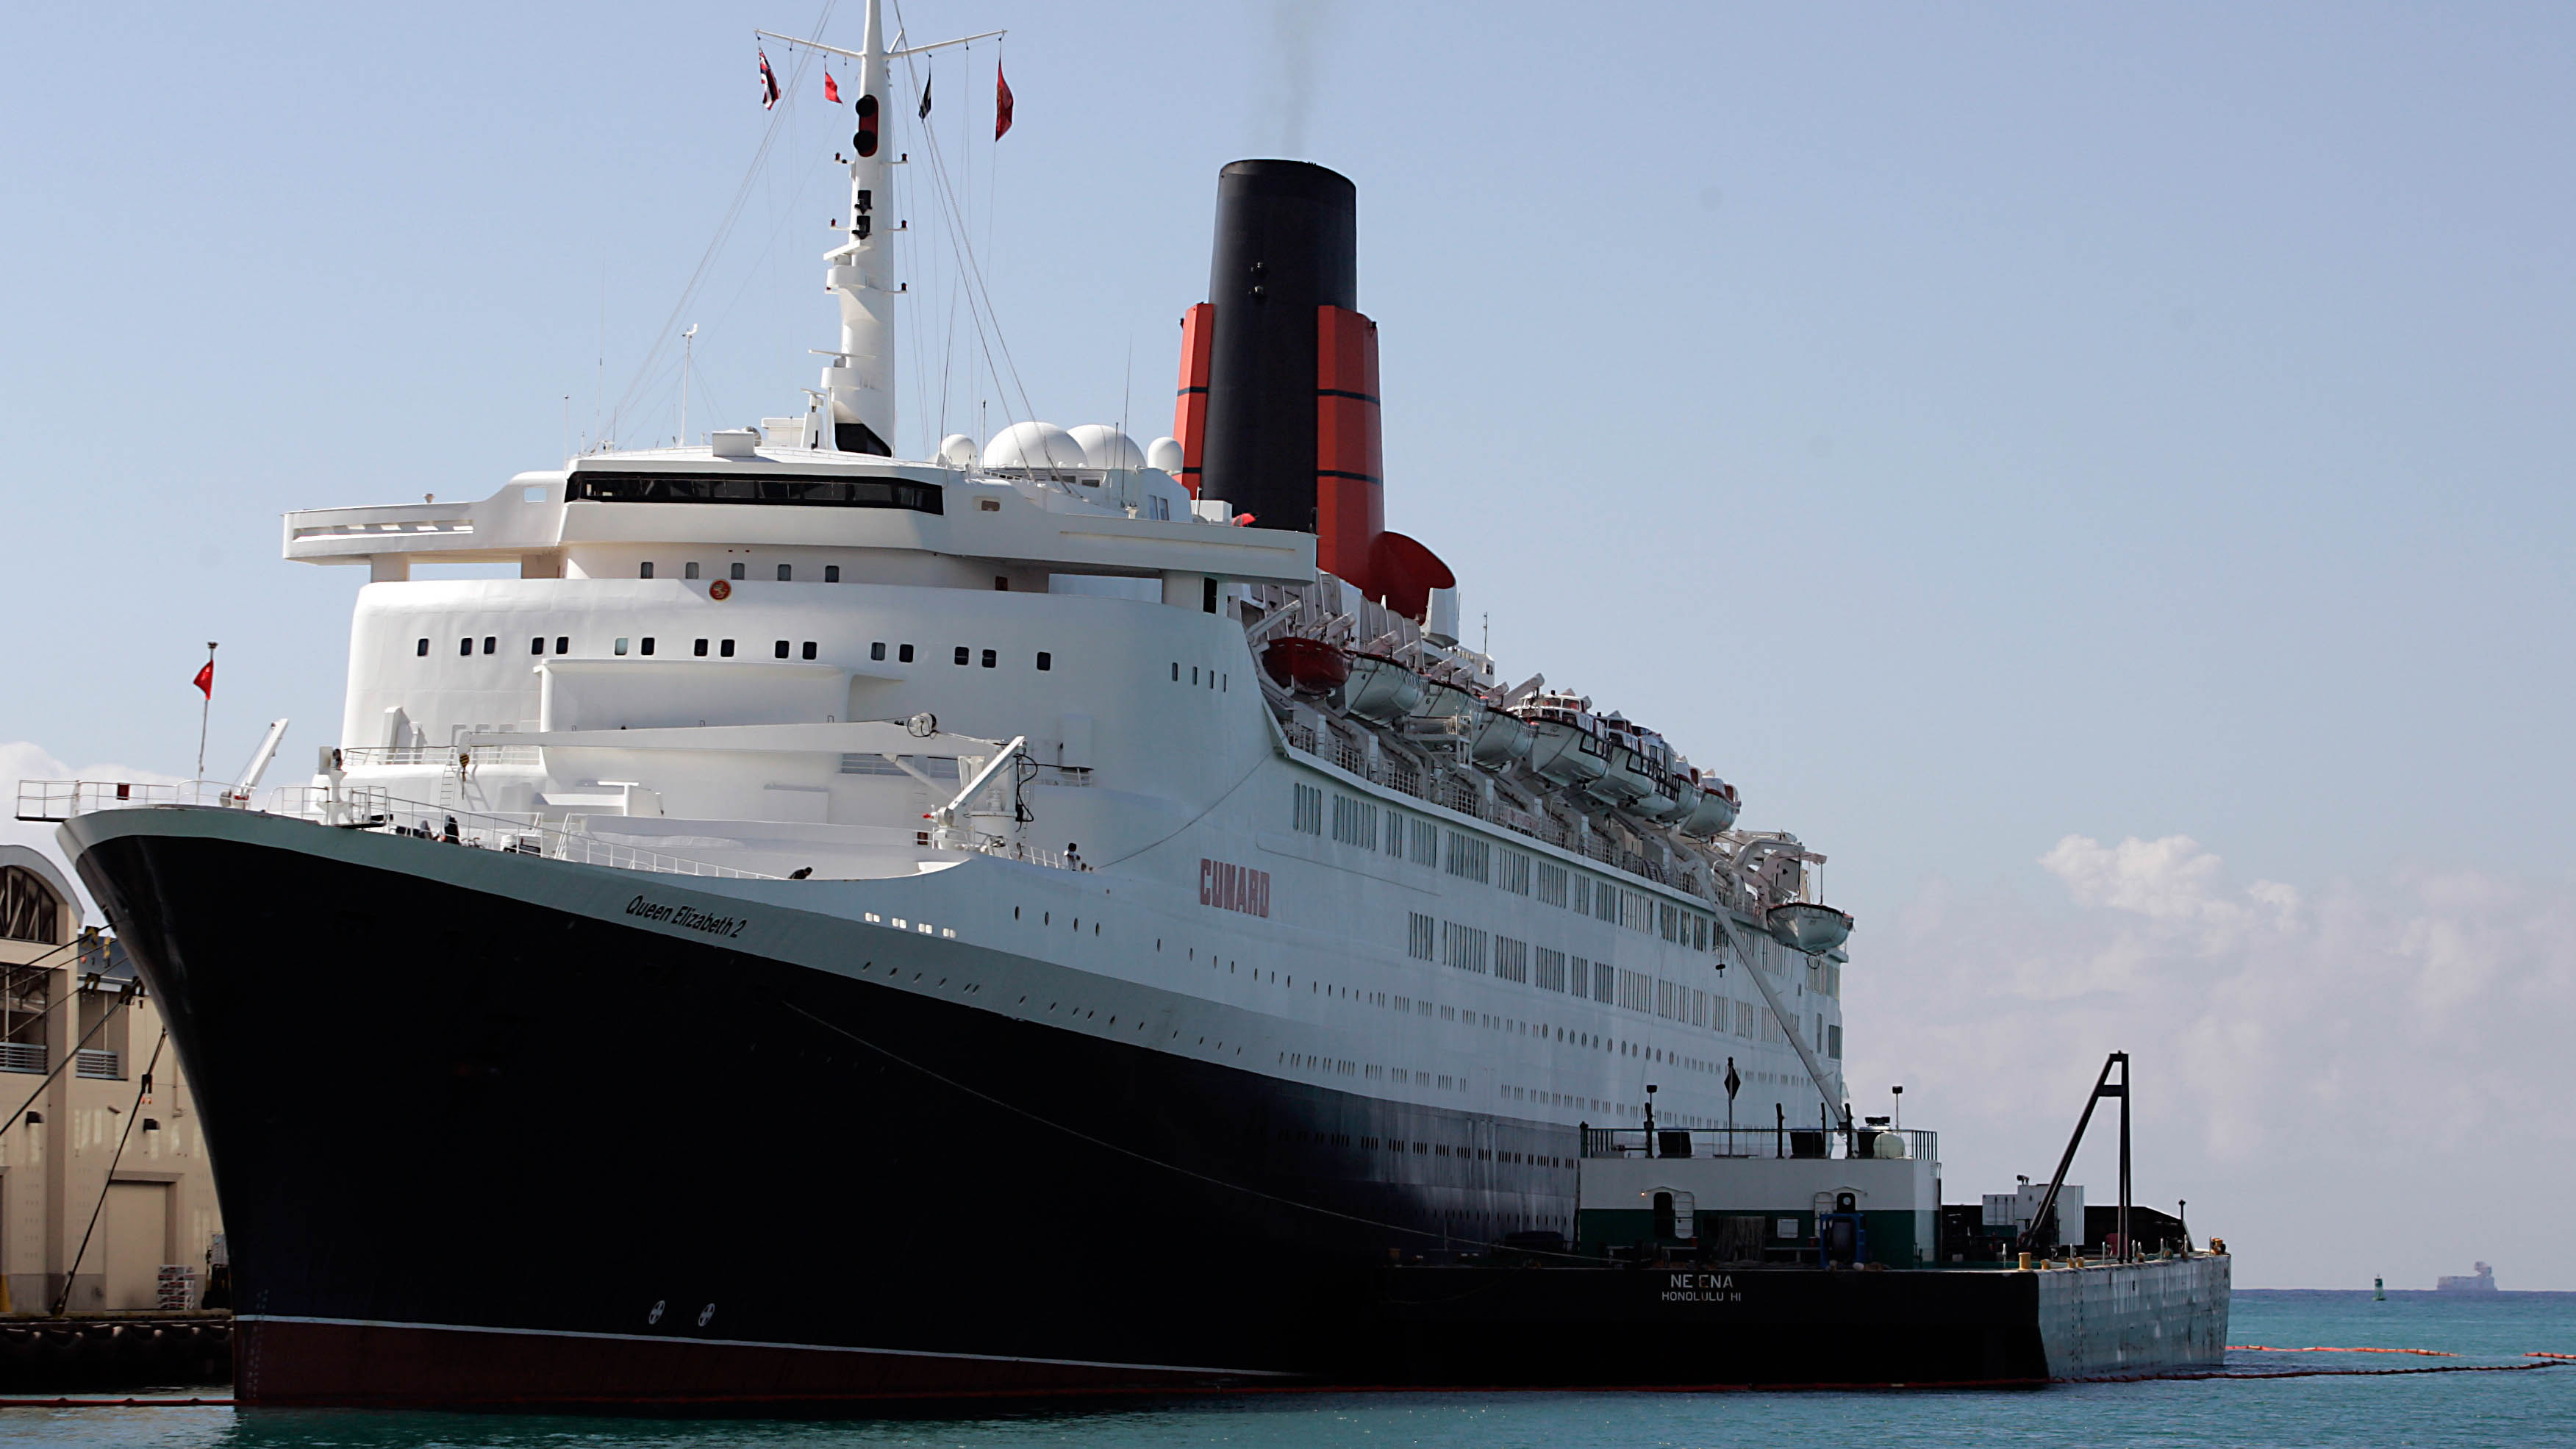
196, 642, 217, 781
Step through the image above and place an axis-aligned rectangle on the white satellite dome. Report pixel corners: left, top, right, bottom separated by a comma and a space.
981, 421, 1088, 471
1145, 436, 1185, 473
938, 433, 977, 467
1067, 424, 1146, 471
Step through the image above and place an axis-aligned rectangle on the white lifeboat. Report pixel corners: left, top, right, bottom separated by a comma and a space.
1766, 901, 1854, 955
1342, 654, 1426, 723
1679, 776, 1742, 837
1467, 706, 1532, 767
1514, 691, 1608, 786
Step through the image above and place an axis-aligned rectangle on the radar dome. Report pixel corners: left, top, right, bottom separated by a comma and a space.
1145, 436, 1185, 473
1067, 424, 1146, 471
981, 421, 1087, 471
938, 434, 977, 467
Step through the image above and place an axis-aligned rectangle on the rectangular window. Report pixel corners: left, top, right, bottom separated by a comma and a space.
1409, 818, 1437, 866
720, 639, 735, 657
1494, 936, 1529, 985
529, 637, 545, 655
825, 565, 840, 582
1407, 912, 1435, 962
1441, 921, 1489, 973
777, 640, 792, 659
458, 639, 472, 656
640, 637, 656, 656
871, 643, 887, 661
640, 561, 654, 579
995, 575, 1010, 591
684, 562, 700, 579
1292, 783, 1323, 835
730, 562, 745, 580
614, 638, 629, 656
778, 564, 793, 582
1535, 947, 1567, 993
415, 639, 428, 656
1037, 652, 1054, 671
1498, 851, 1532, 895
1660, 902, 1681, 943
1617, 968, 1653, 1015
555, 636, 569, 654
1692, 988, 1709, 1029
1330, 795, 1378, 850
981, 648, 997, 668
803, 641, 818, 661
1537, 862, 1567, 907
898, 644, 915, 663
482, 637, 496, 654
1589, 959, 1613, 1003
1829, 1023, 1843, 1059
954, 646, 970, 666
1573, 876, 1592, 917
1443, 831, 1490, 884
1384, 812, 1406, 858
693, 639, 709, 657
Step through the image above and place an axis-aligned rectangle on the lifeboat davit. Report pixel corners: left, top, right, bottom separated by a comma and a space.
1767, 901, 1854, 955
1260, 637, 1349, 695
1679, 777, 1742, 837
1342, 654, 1425, 723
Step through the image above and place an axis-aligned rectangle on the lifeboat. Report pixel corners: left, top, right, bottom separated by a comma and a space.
1679, 776, 1741, 837
1260, 636, 1348, 695
1514, 690, 1608, 786
1584, 741, 1656, 809
1467, 706, 1531, 767
1342, 654, 1425, 723
1766, 901, 1854, 955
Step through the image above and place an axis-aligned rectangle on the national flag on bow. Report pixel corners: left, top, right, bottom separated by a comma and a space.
823, 70, 840, 104
994, 64, 1014, 140
758, 49, 781, 110
192, 661, 214, 698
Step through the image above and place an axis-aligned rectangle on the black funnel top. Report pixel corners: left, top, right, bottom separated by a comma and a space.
1197, 160, 1357, 533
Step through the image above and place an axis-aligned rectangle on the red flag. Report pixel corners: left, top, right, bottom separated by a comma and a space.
823, 71, 840, 104
994, 64, 1014, 140
192, 661, 214, 698
758, 49, 781, 110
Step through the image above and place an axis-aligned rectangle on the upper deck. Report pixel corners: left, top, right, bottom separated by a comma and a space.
282, 443, 1317, 590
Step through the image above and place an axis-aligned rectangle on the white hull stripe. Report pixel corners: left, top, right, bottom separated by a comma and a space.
235, 1314, 1301, 1379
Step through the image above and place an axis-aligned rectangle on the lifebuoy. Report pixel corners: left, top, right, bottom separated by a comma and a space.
710, 580, 731, 601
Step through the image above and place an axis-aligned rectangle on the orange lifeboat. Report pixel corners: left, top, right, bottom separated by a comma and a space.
1260, 637, 1350, 695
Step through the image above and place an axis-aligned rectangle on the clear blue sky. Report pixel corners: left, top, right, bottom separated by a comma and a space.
4, 1, 2573, 1285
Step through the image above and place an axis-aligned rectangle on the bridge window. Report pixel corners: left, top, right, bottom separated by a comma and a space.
685, 562, 701, 580
954, 647, 970, 666
899, 644, 915, 662
555, 637, 569, 654
482, 637, 496, 655
803, 642, 818, 661
640, 638, 656, 656
730, 562, 745, 581
640, 562, 654, 579
826, 565, 840, 583
415, 639, 428, 656
530, 638, 545, 655
693, 639, 709, 657
721, 640, 736, 658
777, 564, 793, 582
458, 640, 471, 657
1037, 652, 1051, 671
980, 649, 996, 668
776, 640, 791, 659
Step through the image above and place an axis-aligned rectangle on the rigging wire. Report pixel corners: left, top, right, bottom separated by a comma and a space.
49, 1030, 167, 1316
607, 0, 840, 447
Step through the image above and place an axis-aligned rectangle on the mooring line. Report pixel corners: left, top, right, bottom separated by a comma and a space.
2228, 1344, 2457, 1356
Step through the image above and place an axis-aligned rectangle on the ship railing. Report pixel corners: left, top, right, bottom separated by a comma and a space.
15, 779, 261, 820
1581, 1125, 1936, 1164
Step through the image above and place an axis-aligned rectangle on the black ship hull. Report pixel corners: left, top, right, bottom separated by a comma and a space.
68, 809, 1576, 1408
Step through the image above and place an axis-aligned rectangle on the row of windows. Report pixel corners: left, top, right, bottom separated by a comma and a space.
1403, 911, 1815, 1046
1308, 786, 1714, 950
1170, 662, 1228, 689
418, 636, 1052, 671
639, 561, 843, 582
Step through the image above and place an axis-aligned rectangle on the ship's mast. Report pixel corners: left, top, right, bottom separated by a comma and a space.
820, 0, 895, 456
760, 2, 1003, 459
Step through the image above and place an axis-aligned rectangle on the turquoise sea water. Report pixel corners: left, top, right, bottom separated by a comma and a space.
7, 1291, 2574, 1448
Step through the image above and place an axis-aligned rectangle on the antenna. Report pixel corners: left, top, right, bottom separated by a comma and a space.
680, 324, 699, 446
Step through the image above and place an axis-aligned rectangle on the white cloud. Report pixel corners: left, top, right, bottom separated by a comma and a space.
1851, 834, 2576, 1289
0, 741, 188, 923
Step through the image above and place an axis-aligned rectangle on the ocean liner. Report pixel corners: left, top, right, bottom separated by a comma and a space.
41, 2, 1866, 1406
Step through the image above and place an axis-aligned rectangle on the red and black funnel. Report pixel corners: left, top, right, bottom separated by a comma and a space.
1174, 160, 1453, 618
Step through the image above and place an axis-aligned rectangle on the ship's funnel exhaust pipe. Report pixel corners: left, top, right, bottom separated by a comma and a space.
1176, 160, 1453, 617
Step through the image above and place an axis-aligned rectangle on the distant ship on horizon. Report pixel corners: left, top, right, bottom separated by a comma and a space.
2435, 1262, 2498, 1292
